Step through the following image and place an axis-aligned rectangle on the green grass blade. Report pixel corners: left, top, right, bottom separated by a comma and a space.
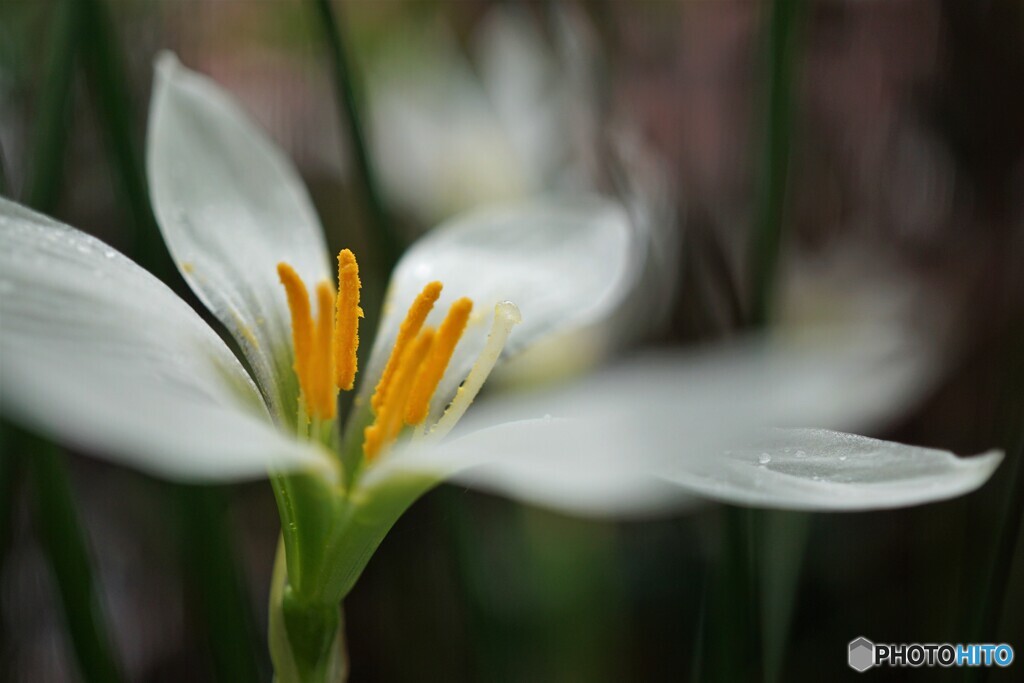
309, 0, 402, 278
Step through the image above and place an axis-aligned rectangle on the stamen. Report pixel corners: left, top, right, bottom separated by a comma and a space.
334, 249, 362, 391
424, 302, 521, 441
370, 281, 442, 412
277, 263, 315, 416
405, 297, 473, 426
313, 281, 337, 420
364, 327, 436, 461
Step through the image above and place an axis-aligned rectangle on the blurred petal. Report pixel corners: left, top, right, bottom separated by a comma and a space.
659, 428, 1001, 511
147, 53, 331, 418
0, 199, 330, 481
368, 21, 527, 223
362, 196, 637, 423
361, 331, 998, 515
364, 418, 693, 518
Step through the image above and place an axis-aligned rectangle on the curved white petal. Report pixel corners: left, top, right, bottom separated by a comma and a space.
146, 53, 331, 418
658, 428, 1001, 511
364, 418, 693, 518
0, 199, 330, 481
363, 196, 637, 423
360, 331, 998, 515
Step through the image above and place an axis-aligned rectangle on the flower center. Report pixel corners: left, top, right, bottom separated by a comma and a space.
277, 250, 519, 463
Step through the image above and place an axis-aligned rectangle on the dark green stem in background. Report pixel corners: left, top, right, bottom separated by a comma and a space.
964, 332, 1024, 683
747, 0, 804, 328
30, 442, 123, 683
726, 1, 807, 681
20, 4, 123, 681
975, 437, 1024, 660
78, 0, 172, 282
175, 486, 266, 682
25, 0, 82, 211
0, 134, 8, 196
309, 0, 402, 279
38, 1, 262, 679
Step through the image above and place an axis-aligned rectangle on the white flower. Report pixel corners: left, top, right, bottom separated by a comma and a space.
0, 54, 1001, 568
367, 7, 593, 225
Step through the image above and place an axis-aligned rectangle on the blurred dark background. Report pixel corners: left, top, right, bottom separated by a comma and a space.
1, 1, 1022, 681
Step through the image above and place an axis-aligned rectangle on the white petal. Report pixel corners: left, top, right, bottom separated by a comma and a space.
361, 331, 998, 515
367, 21, 530, 224
146, 53, 331, 418
363, 196, 637, 423
0, 199, 329, 481
473, 6, 568, 190
658, 429, 1001, 511
364, 418, 693, 519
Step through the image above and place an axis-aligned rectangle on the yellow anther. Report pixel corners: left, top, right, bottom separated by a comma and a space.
277, 263, 315, 414
370, 281, 443, 413
405, 297, 473, 426
334, 249, 362, 391
312, 281, 337, 420
364, 327, 436, 461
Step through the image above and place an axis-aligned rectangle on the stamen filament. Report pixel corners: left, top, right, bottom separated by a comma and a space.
405, 297, 473, 426
370, 281, 442, 412
425, 302, 521, 442
334, 249, 362, 391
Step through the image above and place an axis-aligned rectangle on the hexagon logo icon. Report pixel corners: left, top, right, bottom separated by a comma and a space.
848, 637, 875, 672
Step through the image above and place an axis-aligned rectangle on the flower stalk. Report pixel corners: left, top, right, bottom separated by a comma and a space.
270, 541, 348, 683
309, 0, 402, 277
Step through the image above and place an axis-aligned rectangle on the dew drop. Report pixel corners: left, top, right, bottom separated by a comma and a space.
758, 453, 772, 465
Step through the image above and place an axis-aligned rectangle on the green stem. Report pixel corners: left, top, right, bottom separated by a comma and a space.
174, 485, 267, 682
0, 129, 8, 196
19, 4, 123, 680
0, 424, 23, 673
731, 2, 806, 680
709, 506, 759, 681
25, 0, 82, 211
962, 454, 1022, 683
747, 0, 804, 328
269, 539, 348, 683
30, 441, 123, 683
963, 335, 1024, 683
78, 0, 172, 281
309, 0, 402, 278
756, 510, 811, 683
73, 2, 263, 676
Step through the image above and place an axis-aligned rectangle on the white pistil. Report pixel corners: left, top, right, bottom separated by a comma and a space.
423, 301, 521, 442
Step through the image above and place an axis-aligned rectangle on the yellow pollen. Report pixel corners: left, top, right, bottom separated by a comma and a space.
312, 281, 337, 420
277, 263, 315, 415
405, 297, 473, 426
364, 327, 436, 461
334, 249, 362, 391
370, 281, 442, 413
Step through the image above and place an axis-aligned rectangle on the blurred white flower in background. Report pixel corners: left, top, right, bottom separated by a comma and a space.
367, 6, 594, 226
